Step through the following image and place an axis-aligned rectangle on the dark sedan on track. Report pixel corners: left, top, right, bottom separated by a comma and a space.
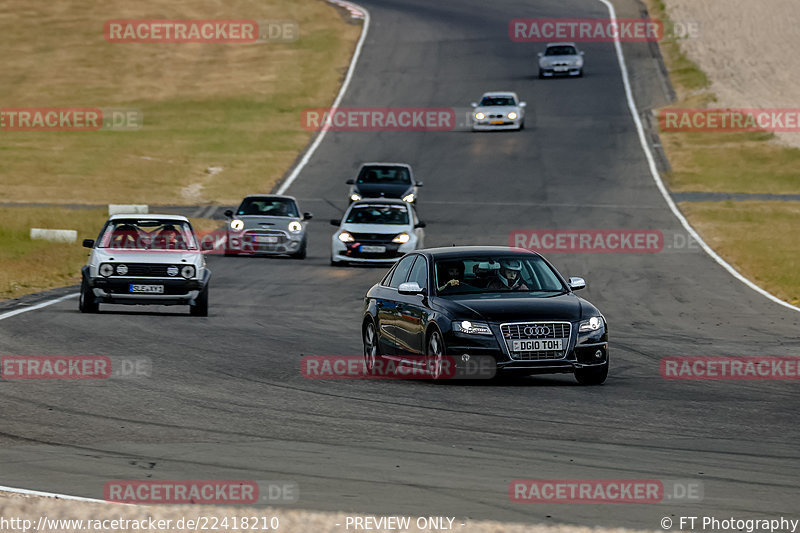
361, 246, 609, 384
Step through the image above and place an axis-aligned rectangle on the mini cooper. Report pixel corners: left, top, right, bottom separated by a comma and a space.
80, 214, 211, 316
224, 195, 312, 258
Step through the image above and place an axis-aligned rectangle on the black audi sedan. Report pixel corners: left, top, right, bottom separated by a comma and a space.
361, 246, 609, 384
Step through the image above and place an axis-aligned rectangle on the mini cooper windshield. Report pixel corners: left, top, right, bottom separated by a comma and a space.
97, 219, 198, 250
236, 197, 300, 217
434, 255, 565, 295
345, 205, 410, 225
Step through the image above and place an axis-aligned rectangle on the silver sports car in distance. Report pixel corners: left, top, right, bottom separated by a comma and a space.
471, 92, 527, 131
538, 42, 584, 78
224, 195, 312, 258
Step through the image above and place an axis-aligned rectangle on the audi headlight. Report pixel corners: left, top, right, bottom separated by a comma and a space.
507, 112, 518, 120
392, 232, 410, 244
180, 265, 195, 279
99, 263, 114, 277
402, 193, 415, 203
474, 112, 486, 120
452, 320, 492, 336
350, 193, 362, 201
579, 316, 604, 332
338, 231, 354, 243
115, 264, 128, 276
288, 221, 302, 233
230, 219, 244, 231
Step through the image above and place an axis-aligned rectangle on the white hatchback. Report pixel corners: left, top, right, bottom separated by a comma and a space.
330, 199, 426, 266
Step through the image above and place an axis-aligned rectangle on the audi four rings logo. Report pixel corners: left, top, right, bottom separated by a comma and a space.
524, 326, 551, 337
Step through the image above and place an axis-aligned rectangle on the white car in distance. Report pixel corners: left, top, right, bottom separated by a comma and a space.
471, 92, 527, 131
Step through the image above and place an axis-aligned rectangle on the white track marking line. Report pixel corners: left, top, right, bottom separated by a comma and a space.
596, 0, 800, 313
0, 293, 78, 322
276, 1, 371, 195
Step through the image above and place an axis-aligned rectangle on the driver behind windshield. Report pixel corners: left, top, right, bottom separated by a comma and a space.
437, 260, 464, 293
486, 259, 530, 291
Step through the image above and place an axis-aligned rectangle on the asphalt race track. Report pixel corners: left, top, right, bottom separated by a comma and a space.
1, 0, 799, 528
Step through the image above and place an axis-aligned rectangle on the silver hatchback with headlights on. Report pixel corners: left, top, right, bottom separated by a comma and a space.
224, 195, 312, 259
471, 92, 527, 131
79, 214, 211, 316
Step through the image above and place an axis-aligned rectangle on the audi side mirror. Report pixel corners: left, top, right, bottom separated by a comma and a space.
519, 102, 527, 107
415, 221, 427, 229
537, 52, 543, 57
470, 102, 478, 108
330, 219, 341, 226
398, 282, 425, 295
568, 277, 586, 291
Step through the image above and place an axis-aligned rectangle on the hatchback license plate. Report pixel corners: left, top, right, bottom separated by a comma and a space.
360, 245, 386, 253
255, 236, 279, 243
129, 284, 164, 294
512, 339, 563, 352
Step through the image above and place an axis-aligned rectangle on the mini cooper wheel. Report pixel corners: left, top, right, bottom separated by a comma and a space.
190, 286, 209, 317
363, 321, 379, 375
78, 278, 99, 314
574, 363, 608, 385
426, 329, 445, 380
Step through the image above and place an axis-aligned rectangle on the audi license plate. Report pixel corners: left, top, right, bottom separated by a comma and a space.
360, 245, 386, 253
129, 284, 164, 294
512, 339, 563, 352
554, 66, 569, 72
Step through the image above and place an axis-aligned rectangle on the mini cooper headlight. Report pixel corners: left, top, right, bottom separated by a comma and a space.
474, 112, 486, 120
99, 263, 114, 277
402, 193, 415, 203
392, 232, 410, 243
167, 265, 179, 277
288, 221, 302, 233
180, 265, 195, 279
115, 264, 128, 276
452, 320, 492, 335
579, 316, 603, 332
230, 219, 244, 231
507, 112, 518, 120
350, 193, 362, 201
338, 231, 355, 243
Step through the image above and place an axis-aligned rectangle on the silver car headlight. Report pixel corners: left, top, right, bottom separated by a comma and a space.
452, 320, 492, 335
474, 112, 486, 120
230, 219, 244, 231
579, 316, 604, 332
350, 193, 362, 201
288, 221, 302, 233
507, 112, 518, 120
338, 231, 354, 243
180, 265, 195, 279
99, 263, 114, 277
